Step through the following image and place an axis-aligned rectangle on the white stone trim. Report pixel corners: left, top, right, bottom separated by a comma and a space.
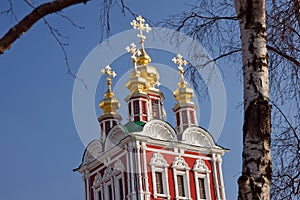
113, 159, 125, 172
142, 119, 177, 141
142, 142, 150, 200
149, 153, 170, 199
114, 173, 125, 200
172, 156, 191, 200
193, 158, 211, 200
212, 154, 220, 200
216, 154, 226, 200
181, 127, 215, 148
94, 186, 103, 200
104, 179, 114, 200
193, 158, 210, 173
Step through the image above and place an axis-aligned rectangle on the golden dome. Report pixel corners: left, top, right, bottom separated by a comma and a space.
172, 54, 194, 103
126, 70, 147, 93
125, 16, 162, 94
136, 48, 151, 66
99, 65, 120, 114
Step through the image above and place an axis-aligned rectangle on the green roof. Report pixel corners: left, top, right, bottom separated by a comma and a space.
123, 121, 146, 133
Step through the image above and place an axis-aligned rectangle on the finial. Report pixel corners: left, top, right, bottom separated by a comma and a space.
130, 15, 151, 49
126, 42, 140, 70
130, 15, 152, 66
101, 65, 117, 98
172, 54, 188, 83
172, 54, 194, 103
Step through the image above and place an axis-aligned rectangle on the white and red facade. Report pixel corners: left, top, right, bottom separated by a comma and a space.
75, 120, 227, 200
74, 15, 227, 200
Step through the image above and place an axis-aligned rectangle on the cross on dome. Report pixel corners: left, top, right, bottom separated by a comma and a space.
101, 65, 117, 98
172, 54, 188, 82
101, 65, 117, 78
130, 15, 151, 45
125, 42, 141, 70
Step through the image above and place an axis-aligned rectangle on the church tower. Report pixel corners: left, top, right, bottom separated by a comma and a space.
74, 15, 228, 200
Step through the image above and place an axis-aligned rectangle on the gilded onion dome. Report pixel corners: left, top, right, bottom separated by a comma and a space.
99, 65, 120, 114
172, 54, 194, 103
129, 15, 159, 91
125, 42, 147, 93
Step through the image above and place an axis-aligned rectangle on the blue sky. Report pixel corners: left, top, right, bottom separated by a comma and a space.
0, 1, 243, 199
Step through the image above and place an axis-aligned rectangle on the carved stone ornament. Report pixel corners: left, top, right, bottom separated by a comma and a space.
149, 152, 169, 167
103, 167, 113, 180
172, 156, 190, 170
93, 172, 103, 188
83, 140, 103, 164
104, 125, 126, 151
143, 120, 177, 141
193, 158, 210, 173
113, 159, 125, 172
181, 127, 215, 148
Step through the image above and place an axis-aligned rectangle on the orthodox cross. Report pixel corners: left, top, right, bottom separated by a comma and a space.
125, 42, 140, 70
130, 15, 151, 49
101, 65, 117, 98
172, 54, 188, 83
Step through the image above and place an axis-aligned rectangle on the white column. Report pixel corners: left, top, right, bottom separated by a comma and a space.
85, 170, 91, 200
217, 154, 226, 200
212, 153, 221, 200
136, 141, 144, 200
126, 144, 131, 199
142, 142, 150, 200
82, 174, 87, 200
129, 143, 136, 200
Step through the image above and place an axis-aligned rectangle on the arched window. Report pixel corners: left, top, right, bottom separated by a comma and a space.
193, 158, 211, 200
151, 99, 159, 118
172, 156, 191, 200
113, 160, 125, 200
189, 110, 195, 125
149, 153, 170, 199
93, 172, 103, 200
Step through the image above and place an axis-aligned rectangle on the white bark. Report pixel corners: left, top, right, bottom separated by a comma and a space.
235, 0, 272, 199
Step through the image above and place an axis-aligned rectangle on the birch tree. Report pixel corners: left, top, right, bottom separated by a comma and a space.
234, 1, 271, 199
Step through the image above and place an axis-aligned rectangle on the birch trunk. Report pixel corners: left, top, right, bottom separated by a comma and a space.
234, 0, 272, 199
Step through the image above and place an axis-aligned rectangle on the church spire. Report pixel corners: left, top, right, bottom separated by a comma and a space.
125, 15, 165, 122
98, 65, 122, 141
172, 54, 198, 134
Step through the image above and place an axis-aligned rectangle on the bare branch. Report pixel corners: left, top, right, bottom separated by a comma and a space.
0, 0, 89, 54
267, 45, 300, 67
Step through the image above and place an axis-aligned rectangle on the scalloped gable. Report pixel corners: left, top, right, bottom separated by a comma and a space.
141, 119, 178, 141
104, 125, 127, 151
181, 127, 216, 148
83, 140, 103, 165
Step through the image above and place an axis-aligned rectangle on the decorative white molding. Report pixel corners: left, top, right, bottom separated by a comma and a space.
193, 158, 210, 173
181, 127, 215, 148
83, 140, 103, 165
149, 153, 170, 199
142, 120, 177, 141
172, 156, 190, 170
150, 153, 169, 167
114, 159, 125, 172
114, 172, 125, 200
104, 125, 126, 151
172, 156, 191, 200
194, 173, 211, 200
93, 172, 103, 188
103, 167, 113, 181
